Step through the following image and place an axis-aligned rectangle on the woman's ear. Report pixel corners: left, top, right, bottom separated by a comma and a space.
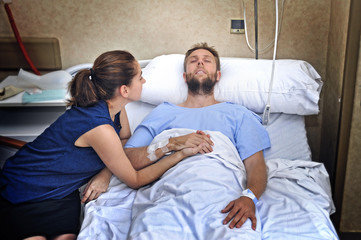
119, 85, 129, 98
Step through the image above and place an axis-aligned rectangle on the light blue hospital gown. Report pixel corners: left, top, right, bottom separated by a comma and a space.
125, 101, 270, 160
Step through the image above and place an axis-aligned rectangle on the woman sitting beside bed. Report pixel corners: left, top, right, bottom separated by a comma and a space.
0, 50, 211, 240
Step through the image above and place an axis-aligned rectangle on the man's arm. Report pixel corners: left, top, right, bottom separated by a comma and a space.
242, 151, 267, 200
221, 151, 267, 230
125, 131, 214, 170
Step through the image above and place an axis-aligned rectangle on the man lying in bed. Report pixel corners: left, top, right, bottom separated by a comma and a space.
124, 42, 271, 232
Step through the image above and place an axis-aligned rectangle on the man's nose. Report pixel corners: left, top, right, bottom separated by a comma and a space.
197, 60, 204, 66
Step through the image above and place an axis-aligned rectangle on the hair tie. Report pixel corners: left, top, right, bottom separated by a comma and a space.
89, 68, 94, 81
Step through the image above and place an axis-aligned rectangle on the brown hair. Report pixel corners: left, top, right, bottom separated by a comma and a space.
183, 42, 220, 72
67, 50, 137, 107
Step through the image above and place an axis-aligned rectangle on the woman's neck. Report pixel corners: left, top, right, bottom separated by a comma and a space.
106, 98, 126, 121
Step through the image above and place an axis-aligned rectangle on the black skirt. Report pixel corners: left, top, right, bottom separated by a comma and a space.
0, 190, 81, 240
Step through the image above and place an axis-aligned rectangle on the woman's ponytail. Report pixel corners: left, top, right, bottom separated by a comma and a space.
67, 68, 98, 107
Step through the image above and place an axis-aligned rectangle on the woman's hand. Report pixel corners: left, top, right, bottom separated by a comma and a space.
81, 168, 112, 203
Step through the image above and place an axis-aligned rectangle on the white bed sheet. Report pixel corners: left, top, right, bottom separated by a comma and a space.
78, 101, 337, 240
260, 159, 337, 239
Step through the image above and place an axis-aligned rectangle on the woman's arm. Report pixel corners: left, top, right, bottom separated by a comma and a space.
81, 124, 203, 189
81, 106, 131, 202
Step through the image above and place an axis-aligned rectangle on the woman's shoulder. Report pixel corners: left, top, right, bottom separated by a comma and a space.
65, 100, 112, 126
69, 100, 107, 116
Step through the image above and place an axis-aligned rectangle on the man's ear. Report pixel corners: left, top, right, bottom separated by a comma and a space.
119, 85, 129, 98
216, 70, 221, 82
183, 72, 187, 82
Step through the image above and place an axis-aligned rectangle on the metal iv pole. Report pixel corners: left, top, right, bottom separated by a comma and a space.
254, 0, 258, 59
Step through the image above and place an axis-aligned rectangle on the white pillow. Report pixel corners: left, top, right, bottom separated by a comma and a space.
140, 54, 322, 115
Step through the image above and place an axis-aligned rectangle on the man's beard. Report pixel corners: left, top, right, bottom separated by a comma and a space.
186, 73, 217, 95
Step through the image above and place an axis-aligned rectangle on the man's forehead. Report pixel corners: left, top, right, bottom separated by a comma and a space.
188, 49, 213, 59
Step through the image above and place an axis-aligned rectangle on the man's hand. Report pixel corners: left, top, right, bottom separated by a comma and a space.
221, 196, 257, 230
221, 151, 266, 230
169, 130, 214, 153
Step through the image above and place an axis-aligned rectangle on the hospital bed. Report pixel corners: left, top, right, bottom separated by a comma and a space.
0, 55, 338, 239
77, 55, 338, 239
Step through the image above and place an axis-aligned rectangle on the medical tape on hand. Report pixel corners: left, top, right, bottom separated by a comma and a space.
147, 138, 169, 162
